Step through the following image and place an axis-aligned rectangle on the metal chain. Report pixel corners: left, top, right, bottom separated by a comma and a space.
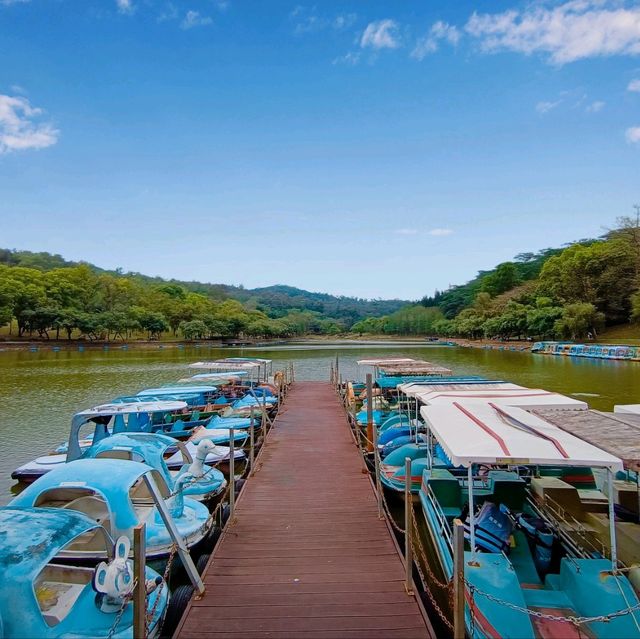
467, 581, 640, 626
106, 577, 138, 639
144, 543, 178, 635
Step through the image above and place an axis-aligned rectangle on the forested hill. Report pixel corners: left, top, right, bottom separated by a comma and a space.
351, 219, 640, 340
0, 248, 408, 340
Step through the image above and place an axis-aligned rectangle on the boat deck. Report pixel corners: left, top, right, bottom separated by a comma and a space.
175, 381, 433, 638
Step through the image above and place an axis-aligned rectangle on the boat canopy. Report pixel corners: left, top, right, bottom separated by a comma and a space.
137, 386, 217, 396
378, 362, 453, 376
398, 381, 523, 398
614, 404, 640, 415
376, 376, 487, 390
420, 402, 623, 470
0, 507, 110, 579
11, 459, 170, 535
222, 357, 272, 364
533, 409, 640, 472
191, 371, 248, 379
190, 361, 262, 370
414, 388, 587, 410
357, 357, 416, 366
74, 401, 187, 422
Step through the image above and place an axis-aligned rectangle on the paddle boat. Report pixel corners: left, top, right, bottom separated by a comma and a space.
10, 459, 213, 565
417, 401, 640, 639
11, 401, 188, 484
0, 507, 168, 638
83, 432, 227, 505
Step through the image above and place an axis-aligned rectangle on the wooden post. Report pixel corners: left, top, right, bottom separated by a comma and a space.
404, 458, 413, 594
133, 524, 146, 639
453, 519, 465, 639
366, 373, 374, 453
229, 427, 235, 519
249, 408, 255, 472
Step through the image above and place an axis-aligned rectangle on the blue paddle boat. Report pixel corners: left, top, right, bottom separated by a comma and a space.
11, 401, 189, 484
10, 459, 212, 564
0, 507, 168, 638
83, 432, 227, 504
417, 402, 640, 638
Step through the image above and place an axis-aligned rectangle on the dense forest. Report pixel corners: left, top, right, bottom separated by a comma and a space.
0, 249, 407, 340
352, 218, 640, 341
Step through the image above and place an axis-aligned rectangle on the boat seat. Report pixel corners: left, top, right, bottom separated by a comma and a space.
530, 477, 587, 522
62, 495, 111, 528
426, 468, 462, 517
488, 470, 526, 511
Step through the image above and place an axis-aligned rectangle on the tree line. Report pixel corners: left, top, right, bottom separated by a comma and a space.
354, 218, 640, 341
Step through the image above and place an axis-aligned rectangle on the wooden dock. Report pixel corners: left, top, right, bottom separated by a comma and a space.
175, 381, 433, 639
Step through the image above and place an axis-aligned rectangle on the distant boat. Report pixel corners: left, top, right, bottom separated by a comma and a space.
532, 341, 640, 361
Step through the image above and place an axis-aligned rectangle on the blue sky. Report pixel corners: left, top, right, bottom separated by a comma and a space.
1, 0, 639, 300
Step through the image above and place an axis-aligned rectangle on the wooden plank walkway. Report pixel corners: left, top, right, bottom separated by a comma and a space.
175, 381, 433, 639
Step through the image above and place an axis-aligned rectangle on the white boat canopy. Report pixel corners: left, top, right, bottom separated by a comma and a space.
190, 371, 248, 379
136, 386, 217, 396
614, 404, 640, 415
398, 382, 525, 398
356, 357, 416, 366
414, 388, 587, 410
420, 402, 622, 470
190, 361, 262, 370
74, 400, 187, 421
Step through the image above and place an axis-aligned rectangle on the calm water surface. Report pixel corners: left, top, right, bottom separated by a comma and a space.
1, 343, 639, 504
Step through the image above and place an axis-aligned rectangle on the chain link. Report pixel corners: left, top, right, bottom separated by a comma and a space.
105, 577, 138, 639
467, 581, 640, 627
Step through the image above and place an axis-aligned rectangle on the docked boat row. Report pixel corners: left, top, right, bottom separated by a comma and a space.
532, 341, 640, 361
339, 356, 640, 638
1, 358, 288, 639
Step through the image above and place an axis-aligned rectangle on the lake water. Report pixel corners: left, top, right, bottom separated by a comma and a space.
1, 342, 639, 504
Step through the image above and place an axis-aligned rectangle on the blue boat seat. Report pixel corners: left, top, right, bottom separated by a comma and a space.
112, 414, 126, 434
465, 501, 513, 554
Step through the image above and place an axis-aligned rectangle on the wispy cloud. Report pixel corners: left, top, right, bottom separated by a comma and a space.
0, 94, 59, 154
626, 126, 640, 144
116, 0, 133, 15
394, 228, 418, 236
290, 6, 356, 35
181, 10, 212, 30
428, 228, 453, 236
332, 51, 361, 66
536, 99, 562, 114
360, 19, 401, 50
586, 100, 605, 113
412, 21, 460, 60
628, 79, 640, 92
465, 1, 640, 65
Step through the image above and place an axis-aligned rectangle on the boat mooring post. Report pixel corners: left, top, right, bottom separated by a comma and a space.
249, 408, 255, 472
229, 427, 235, 519
404, 457, 413, 594
133, 523, 146, 639
453, 519, 465, 639
366, 373, 374, 453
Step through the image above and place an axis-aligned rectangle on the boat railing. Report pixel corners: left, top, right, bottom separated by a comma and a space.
527, 494, 611, 563
425, 484, 454, 556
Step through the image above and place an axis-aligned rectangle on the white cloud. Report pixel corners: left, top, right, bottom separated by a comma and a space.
360, 19, 401, 50
428, 228, 453, 236
0, 94, 59, 154
412, 21, 460, 60
465, 1, 640, 65
332, 51, 361, 66
628, 79, 640, 92
626, 126, 640, 144
586, 100, 605, 112
394, 228, 418, 236
181, 10, 212, 29
116, 0, 133, 15
291, 7, 357, 35
536, 99, 562, 114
